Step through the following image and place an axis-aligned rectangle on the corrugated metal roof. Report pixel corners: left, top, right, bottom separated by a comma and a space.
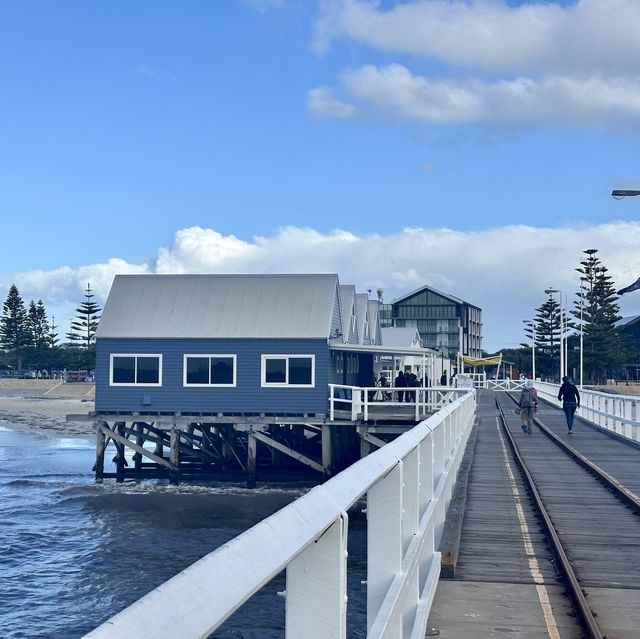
381, 327, 421, 348
339, 285, 356, 341
96, 274, 340, 339
355, 293, 369, 344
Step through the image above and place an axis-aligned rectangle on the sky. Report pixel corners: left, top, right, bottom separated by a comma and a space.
1, 0, 639, 352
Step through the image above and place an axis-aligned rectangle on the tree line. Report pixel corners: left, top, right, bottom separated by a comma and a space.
496, 248, 635, 384
0, 283, 101, 374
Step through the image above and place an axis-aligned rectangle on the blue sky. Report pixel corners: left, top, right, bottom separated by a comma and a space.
1, 0, 639, 350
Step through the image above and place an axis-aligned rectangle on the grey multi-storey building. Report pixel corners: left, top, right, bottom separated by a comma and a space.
379, 284, 482, 362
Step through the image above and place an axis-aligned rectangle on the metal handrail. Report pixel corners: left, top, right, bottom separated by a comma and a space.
84, 391, 477, 639
534, 381, 640, 443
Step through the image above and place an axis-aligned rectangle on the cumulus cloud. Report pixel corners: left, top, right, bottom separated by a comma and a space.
2, 223, 640, 351
307, 86, 357, 119
310, 1, 640, 130
314, 0, 640, 75
310, 64, 640, 128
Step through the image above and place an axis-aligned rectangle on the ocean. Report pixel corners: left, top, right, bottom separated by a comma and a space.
0, 423, 367, 638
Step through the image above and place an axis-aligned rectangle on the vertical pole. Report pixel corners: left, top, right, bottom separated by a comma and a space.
170, 428, 180, 485
532, 324, 536, 381
247, 432, 257, 488
322, 424, 333, 477
134, 422, 144, 471
579, 286, 584, 388
95, 422, 106, 482
115, 422, 126, 483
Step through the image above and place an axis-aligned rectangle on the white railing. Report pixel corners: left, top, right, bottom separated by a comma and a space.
535, 381, 640, 444
328, 384, 469, 421
84, 391, 477, 639
486, 379, 526, 391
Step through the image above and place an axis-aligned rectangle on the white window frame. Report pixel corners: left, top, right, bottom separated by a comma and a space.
109, 354, 163, 387
183, 354, 237, 388
261, 354, 315, 388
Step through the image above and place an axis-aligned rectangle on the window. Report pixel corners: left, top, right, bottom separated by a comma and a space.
261, 355, 315, 387
183, 355, 236, 387
110, 354, 162, 386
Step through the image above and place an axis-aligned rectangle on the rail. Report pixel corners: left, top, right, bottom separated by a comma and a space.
328, 384, 469, 421
534, 381, 640, 444
494, 394, 604, 639
84, 391, 477, 639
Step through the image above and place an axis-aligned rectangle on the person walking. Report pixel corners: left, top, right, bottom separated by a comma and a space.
558, 376, 580, 434
518, 379, 538, 434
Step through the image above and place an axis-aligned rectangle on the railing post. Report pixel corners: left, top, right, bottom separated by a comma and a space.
329, 384, 335, 422
352, 388, 362, 421
367, 462, 403, 636
286, 514, 348, 639
401, 448, 420, 638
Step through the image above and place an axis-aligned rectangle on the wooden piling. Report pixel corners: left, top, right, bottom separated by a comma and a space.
115, 422, 126, 483
94, 423, 106, 481
169, 428, 181, 485
247, 433, 257, 488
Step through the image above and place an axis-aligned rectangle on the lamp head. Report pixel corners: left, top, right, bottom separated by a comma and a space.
612, 190, 640, 199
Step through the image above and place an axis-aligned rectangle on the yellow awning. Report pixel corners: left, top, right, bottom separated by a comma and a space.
463, 355, 502, 367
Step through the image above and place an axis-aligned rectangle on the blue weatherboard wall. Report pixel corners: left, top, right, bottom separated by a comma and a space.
96, 338, 331, 415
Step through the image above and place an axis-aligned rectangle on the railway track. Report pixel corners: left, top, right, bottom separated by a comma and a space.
495, 391, 640, 639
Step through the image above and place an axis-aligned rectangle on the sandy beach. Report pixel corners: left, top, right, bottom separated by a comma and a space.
0, 382, 95, 436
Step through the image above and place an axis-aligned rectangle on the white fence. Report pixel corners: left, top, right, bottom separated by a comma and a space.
328, 384, 470, 421
535, 382, 640, 443
486, 379, 526, 392
84, 391, 477, 639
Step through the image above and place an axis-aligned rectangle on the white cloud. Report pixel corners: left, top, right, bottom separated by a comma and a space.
2, 223, 640, 351
307, 86, 357, 119
311, 1, 640, 130
308, 64, 640, 128
315, 0, 640, 75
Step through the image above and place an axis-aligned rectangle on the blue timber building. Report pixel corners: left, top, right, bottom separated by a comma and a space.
90, 273, 440, 484
95, 273, 379, 418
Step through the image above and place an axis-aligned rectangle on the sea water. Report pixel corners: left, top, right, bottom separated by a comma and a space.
0, 424, 367, 638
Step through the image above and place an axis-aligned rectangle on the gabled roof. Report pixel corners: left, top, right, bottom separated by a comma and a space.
381, 327, 422, 349
392, 283, 477, 308
367, 300, 381, 345
339, 285, 357, 342
96, 274, 340, 339
354, 293, 370, 344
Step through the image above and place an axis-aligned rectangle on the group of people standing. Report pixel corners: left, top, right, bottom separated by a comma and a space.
373, 371, 424, 402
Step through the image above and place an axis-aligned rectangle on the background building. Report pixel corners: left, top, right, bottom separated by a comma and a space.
379, 284, 482, 363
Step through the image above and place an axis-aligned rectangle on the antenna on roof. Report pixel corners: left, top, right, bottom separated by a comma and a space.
376, 288, 384, 302
367, 289, 372, 298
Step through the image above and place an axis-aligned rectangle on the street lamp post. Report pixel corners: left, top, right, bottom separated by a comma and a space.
545, 287, 564, 382
523, 320, 536, 381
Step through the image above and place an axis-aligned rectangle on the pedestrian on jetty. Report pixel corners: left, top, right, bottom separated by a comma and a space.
558, 376, 580, 435
395, 370, 407, 402
518, 379, 538, 434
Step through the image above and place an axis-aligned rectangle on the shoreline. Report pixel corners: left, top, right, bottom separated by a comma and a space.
0, 389, 95, 437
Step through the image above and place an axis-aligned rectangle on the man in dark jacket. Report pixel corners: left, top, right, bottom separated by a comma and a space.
558, 376, 580, 434
394, 371, 407, 402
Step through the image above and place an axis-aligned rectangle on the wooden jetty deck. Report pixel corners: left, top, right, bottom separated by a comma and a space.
428, 389, 640, 638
